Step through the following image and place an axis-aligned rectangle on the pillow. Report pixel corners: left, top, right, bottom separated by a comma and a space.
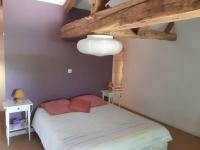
70, 99, 91, 113
40, 99, 71, 115
72, 95, 107, 107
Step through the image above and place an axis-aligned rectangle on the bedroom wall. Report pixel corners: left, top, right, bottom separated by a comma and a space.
121, 18, 200, 137
3, 0, 112, 109
0, 6, 5, 111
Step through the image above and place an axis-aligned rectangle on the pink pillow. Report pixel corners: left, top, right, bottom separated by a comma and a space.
70, 99, 91, 113
40, 99, 71, 115
72, 95, 107, 107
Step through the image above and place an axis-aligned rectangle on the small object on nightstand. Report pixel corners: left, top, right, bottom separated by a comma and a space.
101, 90, 122, 107
107, 82, 114, 90
13, 89, 26, 103
2, 99, 33, 146
107, 81, 122, 91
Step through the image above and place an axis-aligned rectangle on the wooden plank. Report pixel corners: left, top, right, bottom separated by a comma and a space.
63, 0, 76, 14
89, 0, 110, 14
164, 22, 175, 33
137, 27, 150, 35
61, 0, 200, 38
93, 29, 177, 41
0, 5, 3, 21
93, 30, 138, 38
139, 30, 177, 41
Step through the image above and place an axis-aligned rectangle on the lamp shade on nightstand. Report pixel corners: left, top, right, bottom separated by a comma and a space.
13, 89, 25, 102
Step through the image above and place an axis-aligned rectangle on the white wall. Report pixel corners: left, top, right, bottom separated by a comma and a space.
0, 6, 5, 111
121, 18, 200, 137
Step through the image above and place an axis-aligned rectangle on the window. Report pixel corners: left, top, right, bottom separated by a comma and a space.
37, 0, 66, 5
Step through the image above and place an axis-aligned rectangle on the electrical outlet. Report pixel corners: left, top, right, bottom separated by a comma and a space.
67, 68, 72, 74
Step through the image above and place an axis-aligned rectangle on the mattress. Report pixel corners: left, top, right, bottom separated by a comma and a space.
32, 104, 172, 150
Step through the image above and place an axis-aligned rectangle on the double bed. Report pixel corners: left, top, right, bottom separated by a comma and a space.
32, 104, 172, 150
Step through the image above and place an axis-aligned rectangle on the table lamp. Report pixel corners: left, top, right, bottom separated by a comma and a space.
13, 89, 25, 103
107, 82, 114, 91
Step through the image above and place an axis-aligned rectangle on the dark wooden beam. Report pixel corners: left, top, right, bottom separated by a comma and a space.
164, 22, 175, 33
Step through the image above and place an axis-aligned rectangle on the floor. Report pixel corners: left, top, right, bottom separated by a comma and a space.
0, 112, 200, 150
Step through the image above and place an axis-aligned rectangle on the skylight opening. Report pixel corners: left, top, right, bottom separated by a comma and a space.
37, 0, 66, 5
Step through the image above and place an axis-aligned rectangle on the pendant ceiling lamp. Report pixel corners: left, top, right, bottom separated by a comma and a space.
77, 35, 123, 56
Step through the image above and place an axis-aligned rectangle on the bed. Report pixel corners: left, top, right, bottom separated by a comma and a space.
32, 104, 172, 150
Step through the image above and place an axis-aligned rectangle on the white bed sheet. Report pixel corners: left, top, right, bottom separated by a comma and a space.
32, 104, 172, 150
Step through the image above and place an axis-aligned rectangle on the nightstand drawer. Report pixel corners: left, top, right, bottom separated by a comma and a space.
108, 92, 121, 98
108, 93, 116, 97
8, 105, 29, 113
113, 92, 121, 97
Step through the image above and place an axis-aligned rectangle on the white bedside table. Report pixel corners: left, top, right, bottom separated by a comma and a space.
101, 90, 122, 106
2, 99, 33, 146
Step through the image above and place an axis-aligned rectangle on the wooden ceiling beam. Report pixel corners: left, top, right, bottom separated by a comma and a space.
93, 30, 138, 38
137, 25, 177, 41
89, 0, 110, 14
63, 0, 76, 14
61, 0, 200, 39
137, 27, 150, 35
139, 30, 177, 41
164, 22, 175, 33
61, 0, 145, 33
94, 29, 177, 41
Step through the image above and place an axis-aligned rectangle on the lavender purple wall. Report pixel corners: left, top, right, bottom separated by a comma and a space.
3, 0, 112, 109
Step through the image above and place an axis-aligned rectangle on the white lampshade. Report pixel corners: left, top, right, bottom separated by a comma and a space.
77, 35, 123, 56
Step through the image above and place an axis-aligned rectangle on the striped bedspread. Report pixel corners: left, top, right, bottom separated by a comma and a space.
32, 104, 172, 150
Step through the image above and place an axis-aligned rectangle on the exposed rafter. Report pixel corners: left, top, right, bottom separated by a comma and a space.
61, 0, 200, 40
94, 28, 177, 41
63, 0, 76, 14
138, 30, 177, 41
94, 30, 138, 38
89, 0, 110, 14
164, 22, 175, 33
61, 0, 145, 33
